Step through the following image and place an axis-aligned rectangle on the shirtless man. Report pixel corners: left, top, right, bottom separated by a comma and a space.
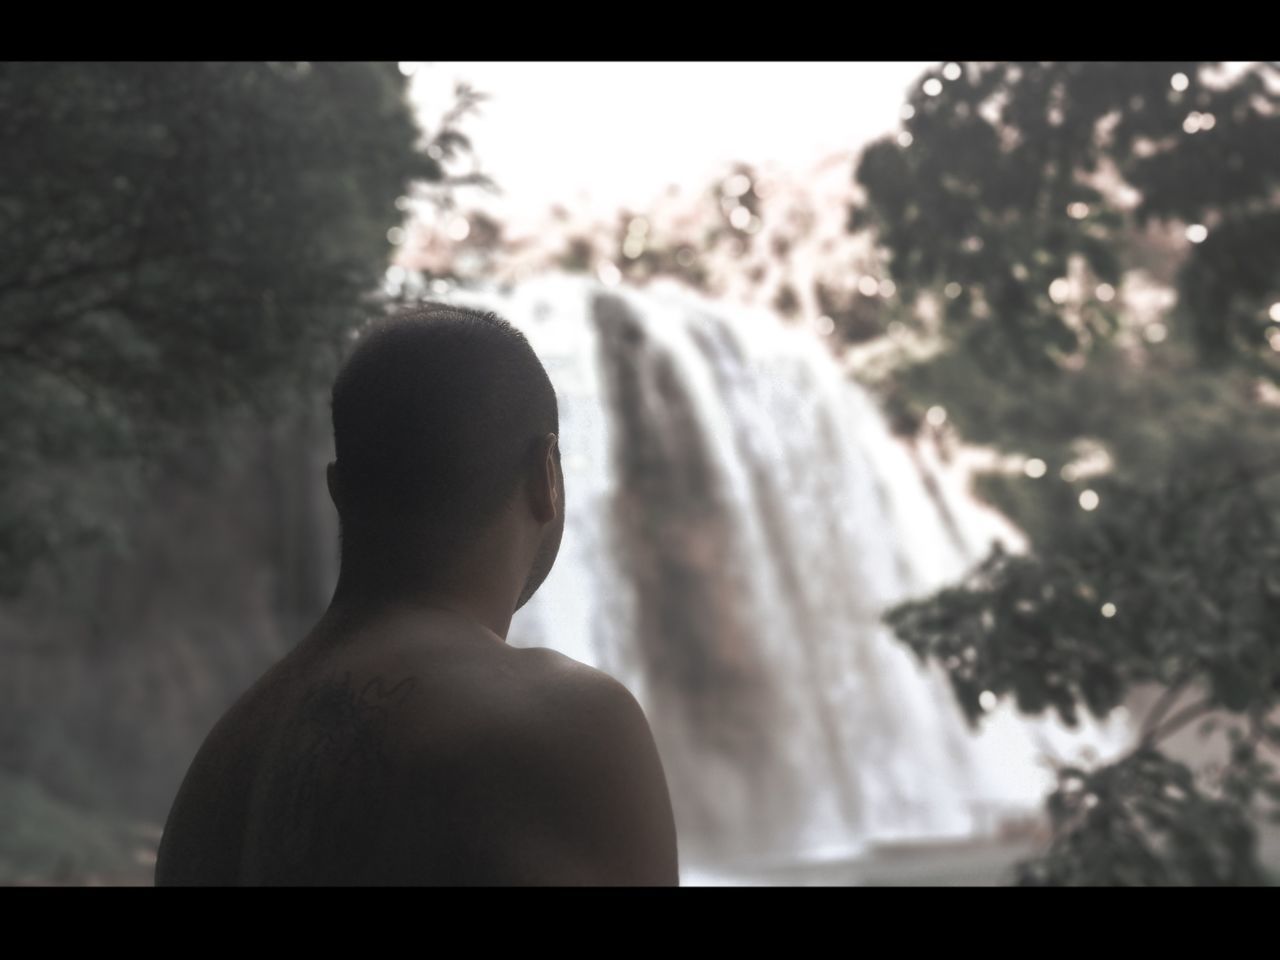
154, 304, 679, 885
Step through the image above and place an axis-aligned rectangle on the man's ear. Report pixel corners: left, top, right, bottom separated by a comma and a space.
327, 461, 341, 512
530, 434, 559, 524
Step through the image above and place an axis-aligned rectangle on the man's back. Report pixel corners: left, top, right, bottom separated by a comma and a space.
155, 609, 679, 885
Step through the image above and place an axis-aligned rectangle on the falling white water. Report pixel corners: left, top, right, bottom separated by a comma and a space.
423, 273, 1130, 872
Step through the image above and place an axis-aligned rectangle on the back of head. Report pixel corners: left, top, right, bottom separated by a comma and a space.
330, 303, 559, 580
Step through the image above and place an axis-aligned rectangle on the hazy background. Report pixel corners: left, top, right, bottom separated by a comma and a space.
3, 61, 1279, 886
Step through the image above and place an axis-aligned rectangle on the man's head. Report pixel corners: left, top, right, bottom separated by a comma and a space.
328, 303, 564, 608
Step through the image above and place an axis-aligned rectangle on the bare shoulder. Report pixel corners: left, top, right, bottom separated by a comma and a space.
400, 646, 680, 885
499, 649, 666, 787
513, 646, 642, 715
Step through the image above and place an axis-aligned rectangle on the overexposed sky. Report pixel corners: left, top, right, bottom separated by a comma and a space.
406, 62, 934, 228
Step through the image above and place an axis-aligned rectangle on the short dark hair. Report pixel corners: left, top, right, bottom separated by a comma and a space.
330, 302, 559, 568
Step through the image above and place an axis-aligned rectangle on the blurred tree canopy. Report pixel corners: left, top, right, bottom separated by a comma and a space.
856, 62, 1280, 884
0, 62, 478, 597
856, 61, 1280, 374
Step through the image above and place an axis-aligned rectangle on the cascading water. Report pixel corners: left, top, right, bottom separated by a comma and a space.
325, 273, 1129, 873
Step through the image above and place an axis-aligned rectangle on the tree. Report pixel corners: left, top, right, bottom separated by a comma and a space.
0, 62, 479, 596
855, 61, 1280, 376
855, 61, 1280, 884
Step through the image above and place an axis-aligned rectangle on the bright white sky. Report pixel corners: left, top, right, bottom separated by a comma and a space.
406, 62, 935, 229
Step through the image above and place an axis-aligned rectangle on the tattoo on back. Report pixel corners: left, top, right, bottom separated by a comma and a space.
247, 670, 418, 883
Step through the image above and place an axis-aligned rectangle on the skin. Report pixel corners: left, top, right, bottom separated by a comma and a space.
154, 434, 679, 885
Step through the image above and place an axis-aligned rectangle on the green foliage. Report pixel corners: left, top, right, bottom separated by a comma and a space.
889, 462, 1280, 728
861, 62, 1280, 883
892, 340, 1280, 546
1016, 750, 1269, 886
856, 61, 1280, 374
0, 62, 447, 596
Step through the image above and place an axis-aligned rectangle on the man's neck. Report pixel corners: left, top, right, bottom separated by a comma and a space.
328, 568, 515, 642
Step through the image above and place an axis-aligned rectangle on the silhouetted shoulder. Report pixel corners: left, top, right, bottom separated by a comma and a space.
390, 646, 680, 885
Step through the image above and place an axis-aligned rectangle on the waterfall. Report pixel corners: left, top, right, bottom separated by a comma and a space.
326, 273, 1129, 871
